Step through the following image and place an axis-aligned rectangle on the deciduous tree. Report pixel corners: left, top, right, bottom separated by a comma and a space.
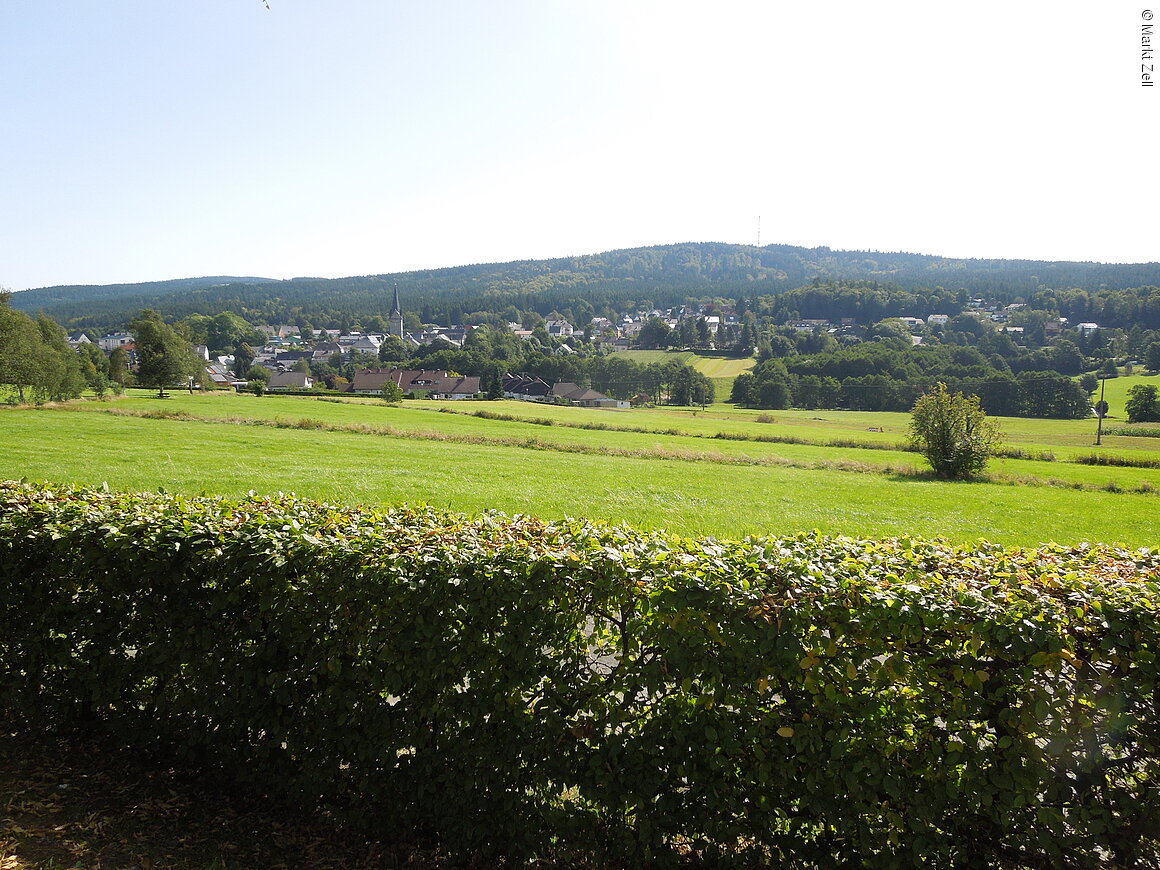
380, 380, 404, 404
910, 383, 1002, 479
0, 295, 43, 402
1146, 341, 1160, 373
1125, 384, 1160, 423
0, 294, 86, 403
130, 309, 202, 398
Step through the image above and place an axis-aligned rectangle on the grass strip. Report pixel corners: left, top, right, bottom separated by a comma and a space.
56, 405, 1160, 497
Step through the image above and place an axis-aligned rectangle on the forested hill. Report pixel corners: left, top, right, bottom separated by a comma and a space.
13, 277, 276, 313
13, 242, 1160, 331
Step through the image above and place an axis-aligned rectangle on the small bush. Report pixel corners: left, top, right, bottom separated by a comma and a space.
910, 383, 1002, 479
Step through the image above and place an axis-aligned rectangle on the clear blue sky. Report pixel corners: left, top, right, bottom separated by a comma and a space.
3, 1, 1156, 291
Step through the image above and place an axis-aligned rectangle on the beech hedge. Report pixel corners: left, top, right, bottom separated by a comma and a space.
1, 481, 1158, 868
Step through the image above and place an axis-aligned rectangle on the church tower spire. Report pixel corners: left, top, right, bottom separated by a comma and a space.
389, 283, 404, 339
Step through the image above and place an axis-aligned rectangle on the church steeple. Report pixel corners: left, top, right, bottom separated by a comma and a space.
389, 283, 403, 339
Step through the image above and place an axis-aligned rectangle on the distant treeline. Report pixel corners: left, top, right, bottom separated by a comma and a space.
750, 281, 1160, 331
13, 242, 1160, 333
733, 341, 1093, 417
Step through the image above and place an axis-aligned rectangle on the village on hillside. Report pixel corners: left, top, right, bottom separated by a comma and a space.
69, 283, 1108, 409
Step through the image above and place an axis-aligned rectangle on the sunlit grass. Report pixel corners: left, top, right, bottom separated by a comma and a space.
58, 391, 1160, 491
608, 348, 756, 396
3, 398, 1157, 547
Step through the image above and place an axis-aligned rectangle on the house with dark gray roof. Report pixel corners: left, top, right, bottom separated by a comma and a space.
351, 368, 480, 399
267, 371, 314, 391
549, 382, 629, 409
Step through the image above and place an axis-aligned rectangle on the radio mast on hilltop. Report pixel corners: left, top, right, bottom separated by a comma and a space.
757, 215, 761, 247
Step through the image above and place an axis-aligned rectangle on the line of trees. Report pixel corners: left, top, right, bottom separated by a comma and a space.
1, 291, 93, 402
1, 294, 209, 404
733, 351, 1092, 418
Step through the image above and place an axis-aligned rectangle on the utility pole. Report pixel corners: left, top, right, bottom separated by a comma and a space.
1095, 376, 1107, 445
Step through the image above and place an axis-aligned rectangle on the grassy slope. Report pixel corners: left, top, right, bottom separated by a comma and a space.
2, 393, 1157, 546
53, 392, 1160, 489
1092, 372, 1160, 419
608, 349, 756, 397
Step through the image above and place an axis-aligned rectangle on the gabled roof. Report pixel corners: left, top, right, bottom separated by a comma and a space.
267, 371, 312, 389
204, 363, 238, 386
550, 382, 610, 403
351, 368, 480, 395
503, 373, 552, 397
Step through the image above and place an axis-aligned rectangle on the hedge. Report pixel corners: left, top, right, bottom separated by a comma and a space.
1, 481, 1158, 868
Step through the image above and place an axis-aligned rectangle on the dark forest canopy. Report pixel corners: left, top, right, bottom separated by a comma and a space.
11, 242, 1160, 332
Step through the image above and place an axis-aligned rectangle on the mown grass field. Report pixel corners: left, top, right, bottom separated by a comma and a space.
2, 386, 1158, 547
609, 348, 755, 396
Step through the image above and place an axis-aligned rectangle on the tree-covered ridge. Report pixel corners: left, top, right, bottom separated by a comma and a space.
13, 242, 1160, 332
12, 276, 276, 312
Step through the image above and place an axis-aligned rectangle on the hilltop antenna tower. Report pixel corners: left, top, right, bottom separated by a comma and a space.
757, 216, 761, 248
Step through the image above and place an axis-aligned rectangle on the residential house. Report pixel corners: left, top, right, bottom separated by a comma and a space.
351, 368, 480, 399
312, 341, 343, 361
204, 363, 244, 390
267, 371, 314, 391
588, 317, 614, 333
502, 374, 553, 400
545, 319, 574, 338
98, 332, 134, 352
550, 382, 629, 409
275, 350, 314, 367
347, 335, 383, 354
789, 319, 830, 332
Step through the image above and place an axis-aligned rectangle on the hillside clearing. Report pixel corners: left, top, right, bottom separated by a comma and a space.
609, 349, 756, 396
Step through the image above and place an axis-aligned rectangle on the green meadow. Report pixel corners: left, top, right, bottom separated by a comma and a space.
610, 348, 756, 396
1, 386, 1158, 547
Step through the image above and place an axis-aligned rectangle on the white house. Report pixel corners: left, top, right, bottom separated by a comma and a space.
98, 332, 134, 352
545, 319, 575, 337
267, 371, 314, 391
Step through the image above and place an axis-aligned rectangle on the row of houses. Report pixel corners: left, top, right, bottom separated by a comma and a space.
502, 373, 629, 408
282, 368, 632, 407
349, 368, 481, 399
